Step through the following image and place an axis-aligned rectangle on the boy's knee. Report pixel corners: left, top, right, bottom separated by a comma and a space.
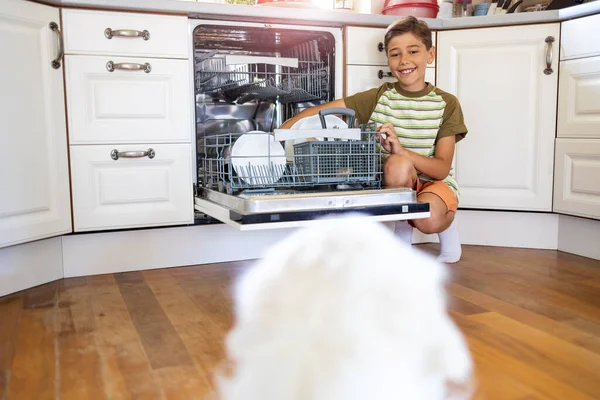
413, 213, 447, 234
383, 154, 416, 188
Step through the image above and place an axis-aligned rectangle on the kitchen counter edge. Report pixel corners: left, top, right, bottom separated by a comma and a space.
36, 0, 600, 29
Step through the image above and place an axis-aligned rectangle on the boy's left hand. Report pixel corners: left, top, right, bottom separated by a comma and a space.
376, 123, 403, 155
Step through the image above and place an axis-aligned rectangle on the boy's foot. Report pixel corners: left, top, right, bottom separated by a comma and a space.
394, 221, 413, 244
437, 219, 462, 263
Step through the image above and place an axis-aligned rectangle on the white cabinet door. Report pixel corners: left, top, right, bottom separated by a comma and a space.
346, 65, 435, 96
553, 139, 600, 220
0, 0, 72, 249
557, 56, 600, 139
346, 27, 436, 66
70, 143, 193, 231
560, 13, 600, 61
65, 55, 193, 144
437, 24, 559, 211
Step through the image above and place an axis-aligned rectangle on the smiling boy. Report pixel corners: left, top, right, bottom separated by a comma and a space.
281, 16, 468, 263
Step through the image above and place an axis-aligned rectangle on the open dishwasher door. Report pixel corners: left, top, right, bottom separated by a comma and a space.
195, 187, 429, 231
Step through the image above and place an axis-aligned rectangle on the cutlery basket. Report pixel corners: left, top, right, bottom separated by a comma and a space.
293, 138, 380, 184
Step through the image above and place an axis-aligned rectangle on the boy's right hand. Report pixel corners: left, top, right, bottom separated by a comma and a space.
377, 123, 402, 154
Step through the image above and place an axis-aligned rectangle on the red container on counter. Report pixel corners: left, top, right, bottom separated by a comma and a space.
382, 0, 439, 18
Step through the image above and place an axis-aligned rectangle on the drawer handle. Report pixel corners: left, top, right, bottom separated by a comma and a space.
106, 61, 151, 73
378, 70, 392, 79
110, 149, 155, 160
544, 36, 555, 75
104, 28, 150, 41
377, 42, 384, 52
49, 22, 63, 69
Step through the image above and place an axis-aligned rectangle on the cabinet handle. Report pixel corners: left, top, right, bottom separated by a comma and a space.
106, 61, 152, 73
49, 22, 63, 69
104, 28, 150, 41
377, 42, 384, 52
544, 36, 555, 75
378, 70, 392, 79
110, 149, 155, 160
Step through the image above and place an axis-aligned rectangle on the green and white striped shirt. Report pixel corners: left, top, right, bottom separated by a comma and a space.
344, 82, 468, 199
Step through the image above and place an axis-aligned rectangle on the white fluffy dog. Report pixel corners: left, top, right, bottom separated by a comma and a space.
216, 215, 473, 400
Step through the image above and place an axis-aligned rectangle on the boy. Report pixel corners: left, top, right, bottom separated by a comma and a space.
280, 16, 468, 263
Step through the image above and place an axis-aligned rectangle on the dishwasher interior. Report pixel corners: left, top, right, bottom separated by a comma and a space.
192, 22, 424, 225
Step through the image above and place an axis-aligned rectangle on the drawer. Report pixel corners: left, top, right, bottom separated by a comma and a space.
70, 143, 193, 231
346, 26, 436, 66
65, 55, 193, 144
553, 139, 600, 220
62, 9, 189, 59
557, 56, 600, 139
346, 65, 435, 97
560, 13, 600, 60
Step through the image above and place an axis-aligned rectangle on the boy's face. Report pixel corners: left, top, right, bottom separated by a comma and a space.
387, 32, 435, 92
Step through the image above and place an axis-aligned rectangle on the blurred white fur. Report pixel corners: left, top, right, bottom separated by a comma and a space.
216, 214, 473, 400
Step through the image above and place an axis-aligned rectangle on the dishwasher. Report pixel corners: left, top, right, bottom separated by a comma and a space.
189, 19, 429, 229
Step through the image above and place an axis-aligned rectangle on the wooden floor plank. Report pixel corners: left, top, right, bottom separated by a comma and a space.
5, 283, 58, 400
115, 271, 194, 370
468, 312, 600, 398
87, 274, 164, 400
460, 326, 596, 400
0, 294, 22, 399
56, 278, 105, 400
143, 269, 221, 394
448, 283, 600, 354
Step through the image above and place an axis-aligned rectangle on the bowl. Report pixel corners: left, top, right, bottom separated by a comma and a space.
382, 2, 440, 18
255, 0, 314, 7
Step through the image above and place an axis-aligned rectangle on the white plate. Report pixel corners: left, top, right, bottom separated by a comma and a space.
231, 131, 286, 186
285, 115, 348, 160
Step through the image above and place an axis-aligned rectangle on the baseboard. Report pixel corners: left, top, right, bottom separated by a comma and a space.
411, 210, 560, 250
558, 214, 600, 261
0, 237, 64, 297
62, 223, 297, 278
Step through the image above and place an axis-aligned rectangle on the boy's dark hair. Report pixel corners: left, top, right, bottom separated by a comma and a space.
384, 16, 433, 52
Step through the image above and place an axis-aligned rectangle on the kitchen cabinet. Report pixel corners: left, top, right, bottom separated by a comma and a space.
344, 26, 436, 97
560, 12, 600, 61
0, 0, 72, 249
70, 144, 193, 231
557, 56, 600, 139
62, 9, 194, 232
554, 13, 600, 221
553, 139, 600, 220
65, 55, 193, 144
437, 24, 559, 211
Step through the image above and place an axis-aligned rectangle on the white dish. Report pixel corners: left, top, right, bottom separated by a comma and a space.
284, 115, 349, 161
231, 131, 286, 186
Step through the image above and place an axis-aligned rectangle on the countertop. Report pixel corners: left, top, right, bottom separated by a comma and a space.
38, 0, 600, 29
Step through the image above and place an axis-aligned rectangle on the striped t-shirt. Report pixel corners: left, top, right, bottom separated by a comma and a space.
344, 82, 468, 199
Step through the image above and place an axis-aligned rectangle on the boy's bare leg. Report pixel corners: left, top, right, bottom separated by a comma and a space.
383, 154, 418, 188
383, 155, 417, 244
412, 193, 461, 263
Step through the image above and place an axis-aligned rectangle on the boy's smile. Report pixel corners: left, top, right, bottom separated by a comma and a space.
387, 32, 435, 92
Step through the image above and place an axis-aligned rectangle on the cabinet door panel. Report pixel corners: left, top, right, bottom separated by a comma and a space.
437, 24, 559, 211
0, 0, 71, 249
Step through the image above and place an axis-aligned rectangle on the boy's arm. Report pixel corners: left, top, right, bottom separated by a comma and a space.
401, 136, 455, 180
377, 123, 456, 181
279, 99, 346, 129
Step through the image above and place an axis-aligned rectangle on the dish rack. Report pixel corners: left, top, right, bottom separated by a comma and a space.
200, 129, 383, 195
195, 52, 329, 104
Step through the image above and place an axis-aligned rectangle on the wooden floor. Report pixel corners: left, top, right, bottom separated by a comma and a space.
1, 244, 600, 400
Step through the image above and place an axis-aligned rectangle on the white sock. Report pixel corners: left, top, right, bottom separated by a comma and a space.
394, 221, 413, 244
437, 219, 462, 263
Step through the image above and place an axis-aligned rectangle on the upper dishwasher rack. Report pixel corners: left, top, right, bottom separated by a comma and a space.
195, 53, 330, 104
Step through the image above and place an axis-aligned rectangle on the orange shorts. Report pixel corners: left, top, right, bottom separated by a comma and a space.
414, 179, 458, 213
